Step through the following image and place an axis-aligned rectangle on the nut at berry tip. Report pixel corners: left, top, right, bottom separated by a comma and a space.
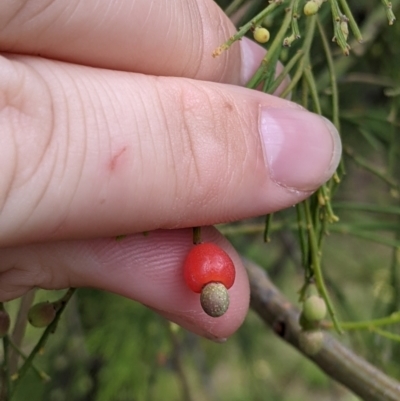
200, 282, 230, 318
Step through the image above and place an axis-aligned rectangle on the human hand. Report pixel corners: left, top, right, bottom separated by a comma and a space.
0, 0, 341, 340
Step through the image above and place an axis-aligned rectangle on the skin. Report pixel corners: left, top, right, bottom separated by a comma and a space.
0, 0, 341, 340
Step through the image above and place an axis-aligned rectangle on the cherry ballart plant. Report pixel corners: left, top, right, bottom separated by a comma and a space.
1, 1, 400, 400
183, 228, 236, 317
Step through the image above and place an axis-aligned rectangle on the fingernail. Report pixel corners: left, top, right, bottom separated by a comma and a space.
259, 108, 342, 191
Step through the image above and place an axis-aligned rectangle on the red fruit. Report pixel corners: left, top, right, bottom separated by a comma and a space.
183, 243, 235, 293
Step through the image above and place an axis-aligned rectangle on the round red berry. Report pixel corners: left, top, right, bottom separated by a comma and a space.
183, 243, 235, 293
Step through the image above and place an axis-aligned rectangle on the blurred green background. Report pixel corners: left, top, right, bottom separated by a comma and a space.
4, 0, 400, 400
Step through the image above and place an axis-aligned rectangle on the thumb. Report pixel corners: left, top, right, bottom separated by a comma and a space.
1, 55, 341, 246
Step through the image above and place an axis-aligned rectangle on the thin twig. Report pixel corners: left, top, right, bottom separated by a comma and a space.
245, 259, 400, 401
11, 288, 76, 397
1, 336, 11, 401
302, 200, 342, 333
9, 290, 36, 375
7, 337, 50, 382
166, 323, 194, 401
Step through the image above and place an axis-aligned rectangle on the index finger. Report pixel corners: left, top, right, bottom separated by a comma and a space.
0, 0, 263, 84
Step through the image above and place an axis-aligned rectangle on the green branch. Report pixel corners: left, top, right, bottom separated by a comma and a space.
11, 288, 76, 397
246, 260, 400, 401
302, 200, 342, 333
324, 311, 400, 330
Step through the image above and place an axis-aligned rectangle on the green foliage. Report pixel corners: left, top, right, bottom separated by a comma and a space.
2, 1, 400, 400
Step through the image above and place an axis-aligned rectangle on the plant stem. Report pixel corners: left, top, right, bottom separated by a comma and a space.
344, 146, 399, 190
7, 337, 50, 382
9, 290, 36, 376
372, 327, 400, 342
267, 50, 304, 94
328, 0, 350, 54
333, 202, 400, 215
263, 214, 274, 243
11, 288, 76, 396
192, 227, 202, 245
302, 200, 342, 333
296, 203, 309, 270
213, 0, 283, 57
303, 66, 322, 114
317, 18, 340, 130
323, 222, 400, 248
327, 312, 400, 330
381, 0, 397, 24
280, 12, 316, 98
247, 5, 293, 89
2, 335, 11, 401
166, 323, 194, 401
224, 0, 246, 16
338, 0, 363, 41
246, 259, 400, 401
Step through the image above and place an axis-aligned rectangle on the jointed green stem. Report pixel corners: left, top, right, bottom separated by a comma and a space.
213, 0, 283, 57
319, 185, 339, 223
11, 288, 76, 396
296, 203, 310, 273
330, 225, 400, 248
372, 327, 400, 342
289, 0, 301, 41
317, 18, 340, 129
7, 337, 50, 382
280, 13, 316, 98
333, 201, 400, 215
303, 66, 322, 114
263, 214, 274, 243
224, 0, 246, 16
302, 200, 342, 333
247, 6, 293, 89
381, 0, 397, 24
325, 311, 400, 330
2, 335, 11, 400
328, 0, 351, 54
345, 146, 399, 190
268, 50, 303, 94
338, 0, 363, 41
220, 219, 400, 249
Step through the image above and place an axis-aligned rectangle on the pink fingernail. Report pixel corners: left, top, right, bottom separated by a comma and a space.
259, 108, 342, 191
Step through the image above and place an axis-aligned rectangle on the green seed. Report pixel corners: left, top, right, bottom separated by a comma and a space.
28, 301, 57, 328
